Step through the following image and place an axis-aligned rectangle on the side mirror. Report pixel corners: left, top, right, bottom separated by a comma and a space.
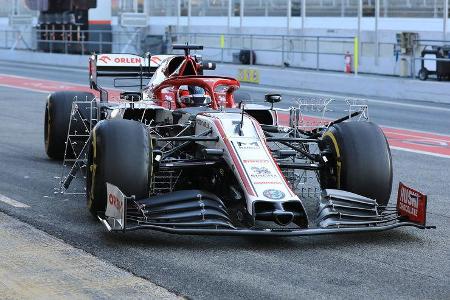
265, 93, 281, 109
265, 93, 282, 104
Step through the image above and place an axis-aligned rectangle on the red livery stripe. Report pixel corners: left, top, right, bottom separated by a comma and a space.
88, 20, 112, 25
212, 118, 256, 196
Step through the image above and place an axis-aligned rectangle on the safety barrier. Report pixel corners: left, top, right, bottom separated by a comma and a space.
0, 28, 425, 77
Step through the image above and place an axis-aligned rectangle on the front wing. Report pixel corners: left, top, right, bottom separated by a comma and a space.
98, 182, 434, 237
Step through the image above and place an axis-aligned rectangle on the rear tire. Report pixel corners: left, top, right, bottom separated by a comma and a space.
319, 122, 393, 206
86, 119, 152, 216
44, 91, 95, 160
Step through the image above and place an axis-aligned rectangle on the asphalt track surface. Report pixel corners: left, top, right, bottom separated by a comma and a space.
0, 60, 449, 299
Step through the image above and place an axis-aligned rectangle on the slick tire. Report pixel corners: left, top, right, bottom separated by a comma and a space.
319, 121, 393, 206
44, 91, 96, 160
86, 119, 152, 216
239, 50, 256, 65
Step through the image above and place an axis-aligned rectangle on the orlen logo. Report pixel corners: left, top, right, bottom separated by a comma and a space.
108, 193, 123, 211
98, 56, 142, 65
115, 57, 142, 64
98, 55, 111, 64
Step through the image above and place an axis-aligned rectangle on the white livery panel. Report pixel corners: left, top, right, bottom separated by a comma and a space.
196, 112, 300, 216
105, 183, 126, 230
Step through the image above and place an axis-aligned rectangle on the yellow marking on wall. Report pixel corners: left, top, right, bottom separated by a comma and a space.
220, 34, 225, 49
238, 68, 260, 84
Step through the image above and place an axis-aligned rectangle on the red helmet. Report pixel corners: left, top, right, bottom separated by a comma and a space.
177, 85, 211, 107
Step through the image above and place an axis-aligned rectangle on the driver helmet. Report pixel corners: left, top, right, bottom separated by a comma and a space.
177, 85, 211, 107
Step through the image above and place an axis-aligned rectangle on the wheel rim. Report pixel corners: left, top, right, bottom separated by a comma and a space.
44, 102, 50, 152
86, 134, 96, 210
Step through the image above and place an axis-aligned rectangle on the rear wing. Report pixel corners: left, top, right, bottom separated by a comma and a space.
88, 53, 172, 90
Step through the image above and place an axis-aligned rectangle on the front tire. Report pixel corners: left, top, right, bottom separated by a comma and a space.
86, 119, 152, 216
319, 121, 393, 206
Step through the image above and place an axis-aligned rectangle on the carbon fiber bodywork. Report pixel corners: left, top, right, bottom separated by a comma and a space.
98, 186, 433, 236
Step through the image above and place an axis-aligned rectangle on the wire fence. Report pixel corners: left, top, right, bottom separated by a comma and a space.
170, 32, 356, 71
0, 28, 360, 72
0, 28, 143, 54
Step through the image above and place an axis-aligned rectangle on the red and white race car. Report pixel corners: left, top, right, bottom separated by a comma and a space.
44, 44, 433, 236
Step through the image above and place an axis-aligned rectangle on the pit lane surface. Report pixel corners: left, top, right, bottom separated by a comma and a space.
2, 63, 450, 158
0, 61, 449, 299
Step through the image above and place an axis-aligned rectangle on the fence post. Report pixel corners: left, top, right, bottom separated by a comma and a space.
301, 36, 305, 61
81, 30, 84, 55
100, 31, 103, 53
250, 35, 253, 65
49, 30, 53, 53
353, 36, 359, 75
220, 34, 224, 63
137, 29, 141, 53
411, 37, 416, 79
316, 36, 320, 70
64, 29, 68, 54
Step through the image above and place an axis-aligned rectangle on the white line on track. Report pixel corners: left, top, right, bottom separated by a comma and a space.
0, 84, 51, 94
381, 125, 450, 139
0, 194, 30, 208
1, 60, 450, 110
384, 130, 450, 142
240, 85, 450, 112
1, 71, 449, 159
390, 146, 450, 159
1, 61, 449, 111
0, 61, 86, 74
0, 73, 87, 88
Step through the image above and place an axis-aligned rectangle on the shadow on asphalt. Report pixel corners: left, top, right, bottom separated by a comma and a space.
98, 227, 423, 251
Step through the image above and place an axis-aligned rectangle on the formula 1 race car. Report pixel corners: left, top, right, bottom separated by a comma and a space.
44, 44, 433, 236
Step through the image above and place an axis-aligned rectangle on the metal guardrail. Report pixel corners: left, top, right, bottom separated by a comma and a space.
170, 32, 356, 71
0, 28, 360, 72
1, 28, 433, 78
